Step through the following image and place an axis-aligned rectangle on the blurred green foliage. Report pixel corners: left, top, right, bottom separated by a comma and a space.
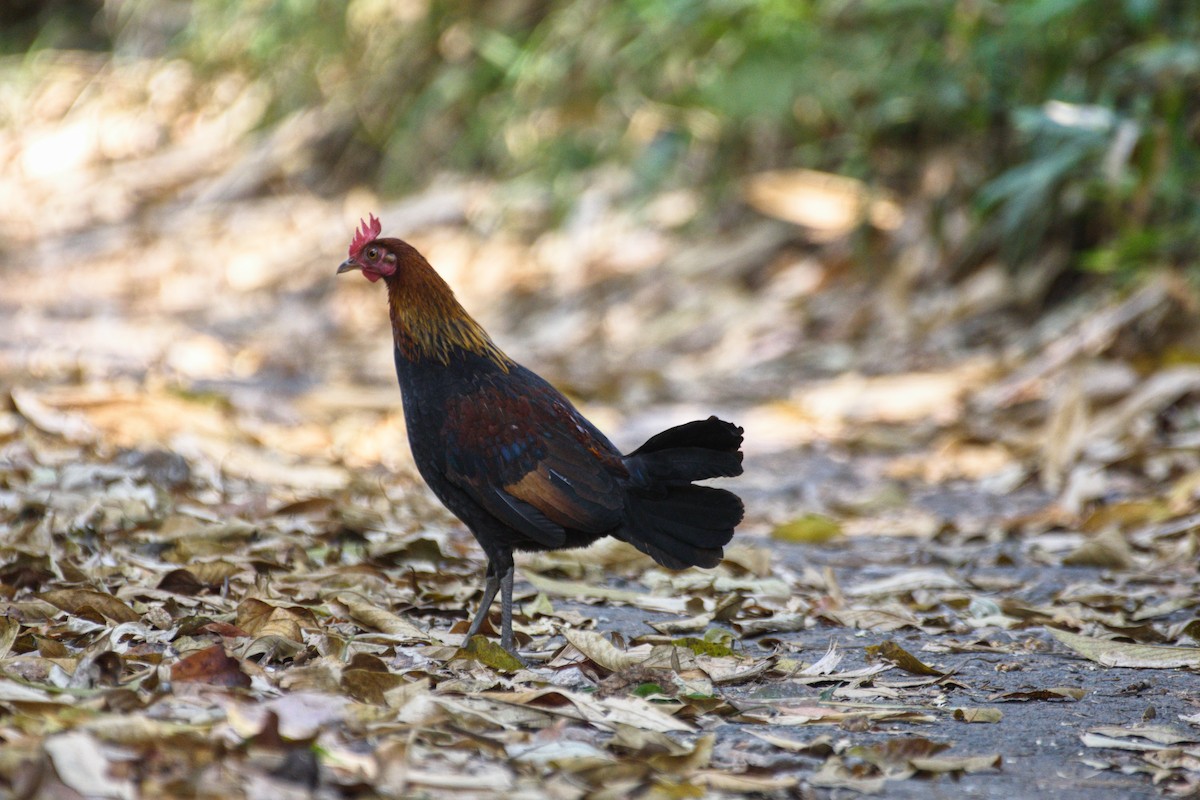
11, 0, 1200, 276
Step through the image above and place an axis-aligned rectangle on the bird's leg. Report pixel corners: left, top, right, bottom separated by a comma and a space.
465, 561, 500, 639
499, 562, 516, 654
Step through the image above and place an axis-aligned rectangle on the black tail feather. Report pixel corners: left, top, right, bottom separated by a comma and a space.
630, 416, 744, 457
632, 447, 743, 486
619, 417, 745, 570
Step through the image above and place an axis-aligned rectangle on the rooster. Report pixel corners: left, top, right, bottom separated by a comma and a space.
337, 215, 744, 655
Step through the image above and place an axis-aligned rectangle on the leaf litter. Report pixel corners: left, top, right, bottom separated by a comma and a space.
4, 51, 1200, 799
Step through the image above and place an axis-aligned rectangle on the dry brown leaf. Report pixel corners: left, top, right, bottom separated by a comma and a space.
333, 593, 429, 640
990, 687, 1086, 702
844, 570, 962, 597
523, 572, 690, 613
743, 168, 902, 238
1062, 527, 1136, 569
747, 730, 836, 755
594, 694, 696, 733
818, 607, 921, 632
241, 634, 304, 662
647, 732, 713, 773
383, 677, 432, 711
1088, 725, 1198, 746
563, 629, 644, 672
809, 756, 889, 793
607, 725, 694, 757
0, 618, 19, 659
1080, 732, 1167, 752
695, 771, 801, 792
236, 598, 315, 637
0, 679, 75, 704
170, 644, 252, 687
865, 641, 945, 676
952, 707, 1003, 723
1050, 628, 1200, 669
44, 731, 135, 800
11, 388, 98, 443
189, 560, 249, 586
910, 754, 1001, 773
769, 703, 936, 726
39, 589, 140, 624
698, 655, 773, 685
979, 276, 1175, 408
1040, 368, 1089, 490
342, 668, 410, 705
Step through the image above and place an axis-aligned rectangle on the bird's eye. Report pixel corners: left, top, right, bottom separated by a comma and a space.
366, 247, 380, 260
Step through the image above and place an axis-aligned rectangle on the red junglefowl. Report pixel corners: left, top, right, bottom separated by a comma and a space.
337, 215, 744, 655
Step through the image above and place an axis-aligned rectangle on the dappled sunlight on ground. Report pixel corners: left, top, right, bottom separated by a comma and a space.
4, 51, 1200, 799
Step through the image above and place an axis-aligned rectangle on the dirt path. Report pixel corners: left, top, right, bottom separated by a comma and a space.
4, 55, 1200, 796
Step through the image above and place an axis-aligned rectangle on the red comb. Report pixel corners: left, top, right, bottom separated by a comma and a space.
349, 214, 382, 258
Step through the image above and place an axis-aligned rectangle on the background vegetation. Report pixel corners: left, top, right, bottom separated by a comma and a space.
7, 0, 1198, 281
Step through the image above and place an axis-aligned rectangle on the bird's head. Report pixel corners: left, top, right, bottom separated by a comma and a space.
337, 214, 396, 283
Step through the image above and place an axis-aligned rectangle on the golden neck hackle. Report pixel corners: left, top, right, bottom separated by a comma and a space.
385, 245, 511, 370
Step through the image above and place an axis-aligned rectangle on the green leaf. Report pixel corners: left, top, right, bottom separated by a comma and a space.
672, 637, 734, 657
771, 514, 842, 544
455, 636, 524, 673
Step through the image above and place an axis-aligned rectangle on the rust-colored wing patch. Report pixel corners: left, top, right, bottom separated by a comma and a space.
440, 368, 626, 542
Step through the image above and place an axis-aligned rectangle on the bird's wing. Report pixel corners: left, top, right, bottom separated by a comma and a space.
440, 374, 626, 547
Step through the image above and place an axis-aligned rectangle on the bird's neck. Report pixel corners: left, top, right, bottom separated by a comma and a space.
385, 246, 511, 370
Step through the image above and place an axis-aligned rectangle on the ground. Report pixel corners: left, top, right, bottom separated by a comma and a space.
3, 54, 1200, 799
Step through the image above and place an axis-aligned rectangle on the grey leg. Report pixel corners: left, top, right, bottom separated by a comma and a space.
465, 565, 500, 638
499, 563, 515, 653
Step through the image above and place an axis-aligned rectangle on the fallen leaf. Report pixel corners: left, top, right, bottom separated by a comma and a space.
818, 607, 920, 631
748, 730, 835, 755
1062, 527, 1136, 569
11, 388, 97, 443
39, 589, 140, 624
672, 636, 735, 658
563, 629, 643, 672
523, 572, 690, 613
990, 687, 1086, 702
1080, 732, 1167, 752
0, 617, 19, 659
607, 725, 694, 757
695, 771, 800, 792
342, 668, 410, 705
334, 593, 429, 640
844, 570, 962, 597
1050, 628, 1200, 668
44, 730, 135, 800
865, 641, 945, 676
170, 644, 252, 687
743, 168, 902, 238
454, 636, 524, 673
509, 738, 614, 766
849, 736, 948, 771
236, 598, 314, 638
952, 707, 1003, 723
1088, 725, 1198, 746
910, 754, 1001, 773
798, 640, 844, 675
594, 694, 696, 733
157, 568, 207, 595
809, 756, 889, 793
772, 514, 842, 543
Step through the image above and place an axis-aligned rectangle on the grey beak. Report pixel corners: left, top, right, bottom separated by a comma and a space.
336, 259, 360, 275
